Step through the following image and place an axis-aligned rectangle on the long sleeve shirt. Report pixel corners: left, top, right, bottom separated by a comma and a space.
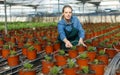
58, 16, 85, 41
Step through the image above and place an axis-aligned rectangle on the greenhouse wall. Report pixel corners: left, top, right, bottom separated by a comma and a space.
0, 15, 119, 23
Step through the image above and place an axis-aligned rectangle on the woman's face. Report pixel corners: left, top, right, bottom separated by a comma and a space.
63, 7, 72, 20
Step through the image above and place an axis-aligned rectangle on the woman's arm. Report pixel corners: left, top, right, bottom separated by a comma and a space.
75, 17, 86, 47
57, 22, 66, 41
58, 22, 73, 48
76, 18, 85, 39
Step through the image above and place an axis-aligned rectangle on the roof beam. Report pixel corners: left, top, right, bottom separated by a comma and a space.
0, 0, 4, 4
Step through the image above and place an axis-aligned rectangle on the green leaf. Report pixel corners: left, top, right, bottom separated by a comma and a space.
99, 50, 105, 55
67, 59, 75, 68
87, 46, 96, 52
58, 50, 65, 55
9, 50, 17, 56
28, 46, 35, 51
23, 62, 33, 70
50, 66, 61, 75
44, 55, 52, 61
79, 52, 88, 59
81, 66, 89, 74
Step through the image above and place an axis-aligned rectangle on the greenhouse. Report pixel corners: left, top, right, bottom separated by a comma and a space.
0, 0, 120, 75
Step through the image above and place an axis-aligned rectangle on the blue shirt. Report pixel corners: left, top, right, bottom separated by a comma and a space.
58, 16, 85, 41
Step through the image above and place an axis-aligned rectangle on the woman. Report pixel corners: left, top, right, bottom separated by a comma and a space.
58, 5, 86, 50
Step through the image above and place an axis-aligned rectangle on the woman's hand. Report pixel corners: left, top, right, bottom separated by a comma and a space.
78, 38, 87, 47
63, 38, 73, 48
65, 41, 73, 48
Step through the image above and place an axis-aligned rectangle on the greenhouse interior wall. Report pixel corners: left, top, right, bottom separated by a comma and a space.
0, 15, 120, 23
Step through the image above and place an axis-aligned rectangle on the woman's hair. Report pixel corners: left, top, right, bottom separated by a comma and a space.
62, 5, 73, 13
59, 5, 73, 20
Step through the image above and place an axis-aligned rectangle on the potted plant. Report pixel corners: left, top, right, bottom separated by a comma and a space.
96, 50, 109, 65
79, 66, 95, 75
19, 62, 36, 75
17, 36, 24, 48
8, 42, 16, 51
0, 37, 4, 45
68, 46, 78, 58
89, 59, 105, 75
33, 40, 42, 53
22, 43, 30, 56
87, 46, 97, 62
49, 66, 61, 75
9, 36, 16, 43
63, 58, 77, 75
58, 49, 66, 55
85, 39, 92, 46
27, 45, 37, 60
45, 41, 53, 54
91, 59, 103, 64
4, 34, 11, 42
53, 40, 60, 51
97, 41, 106, 52
77, 44, 86, 53
105, 44, 117, 59
92, 38, 99, 47
87, 46, 96, 52
55, 49, 67, 66
112, 41, 119, 46
78, 52, 88, 59
2, 44, 10, 58
77, 52, 89, 70
98, 50, 106, 55
106, 44, 113, 49
7, 50, 19, 66
41, 54, 54, 74
44, 54, 53, 62
40, 36, 47, 46
27, 38, 34, 45
113, 41, 120, 52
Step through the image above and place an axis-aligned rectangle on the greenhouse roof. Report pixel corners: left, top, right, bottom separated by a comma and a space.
0, 0, 120, 16
0, 0, 4, 4
3, 0, 119, 6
